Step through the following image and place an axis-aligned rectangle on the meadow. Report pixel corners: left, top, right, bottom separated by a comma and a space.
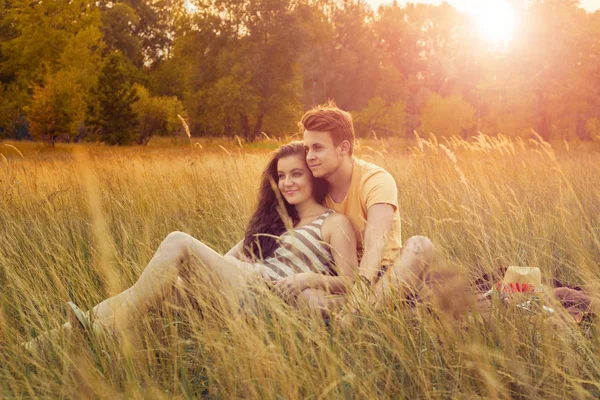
1, 135, 599, 398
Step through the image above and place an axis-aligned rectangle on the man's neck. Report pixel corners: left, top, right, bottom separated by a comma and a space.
327, 156, 354, 202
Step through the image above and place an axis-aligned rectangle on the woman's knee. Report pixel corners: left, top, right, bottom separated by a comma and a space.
163, 230, 190, 244
161, 231, 190, 250
159, 231, 194, 263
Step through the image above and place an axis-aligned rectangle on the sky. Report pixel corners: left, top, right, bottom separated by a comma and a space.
366, 0, 600, 13
185, 0, 600, 14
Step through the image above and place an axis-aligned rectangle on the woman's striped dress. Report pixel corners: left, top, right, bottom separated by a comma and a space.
256, 210, 336, 280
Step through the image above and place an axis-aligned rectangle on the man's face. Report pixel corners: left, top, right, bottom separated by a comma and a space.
303, 129, 343, 179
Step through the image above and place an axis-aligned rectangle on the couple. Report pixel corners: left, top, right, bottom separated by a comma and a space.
25, 105, 433, 350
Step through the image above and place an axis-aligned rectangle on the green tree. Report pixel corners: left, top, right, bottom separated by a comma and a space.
302, 0, 382, 111
375, 2, 466, 92
0, 83, 28, 139
148, 55, 189, 99
0, 0, 101, 87
181, 0, 306, 140
129, 0, 186, 66
0, 0, 103, 138
99, 0, 185, 67
87, 52, 139, 145
100, 3, 142, 64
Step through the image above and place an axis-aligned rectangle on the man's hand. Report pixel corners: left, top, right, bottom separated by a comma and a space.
272, 272, 319, 300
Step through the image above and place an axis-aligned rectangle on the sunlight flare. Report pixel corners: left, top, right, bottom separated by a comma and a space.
472, 0, 516, 44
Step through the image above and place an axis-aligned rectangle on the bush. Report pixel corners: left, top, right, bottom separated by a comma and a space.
25, 72, 86, 146
132, 85, 185, 145
354, 97, 407, 138
585, 118, 600, 142
419, 93, 476, 137
0, 84, 26, 139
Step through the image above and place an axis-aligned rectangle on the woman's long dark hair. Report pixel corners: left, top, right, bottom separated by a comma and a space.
242, 142, 328, 260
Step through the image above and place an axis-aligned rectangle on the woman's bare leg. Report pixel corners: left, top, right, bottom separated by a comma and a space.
24, 231, 264, 350
90, 231, 267, 333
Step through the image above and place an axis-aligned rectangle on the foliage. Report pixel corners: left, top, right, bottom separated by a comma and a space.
132, 84, 185, 145
0, 0, 101, 87
477, 80, 537, 138
26, 72, 86, 146
99, 0, 185, 66
0, 0, 102, 137
191, 71, 260, 137
419, 93, 476, 137
180, 0, 308, 141
87, 52, 139, 145
312, 1, 382, 111
0, 83, 27, 139
353, 97, 406, 137
1, 0, 600, 143
58, 26, 106, 94
586, 118, 600, 142
100, 3, 142, 64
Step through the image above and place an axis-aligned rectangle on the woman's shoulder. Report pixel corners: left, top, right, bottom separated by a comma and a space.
321, 210, 354, 238
323, 210, 346, 222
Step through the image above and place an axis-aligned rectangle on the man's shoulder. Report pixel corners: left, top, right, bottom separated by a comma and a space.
354, 158, 395, 184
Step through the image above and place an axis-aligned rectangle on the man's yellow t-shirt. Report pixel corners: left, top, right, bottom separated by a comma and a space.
325, 158, 402, 266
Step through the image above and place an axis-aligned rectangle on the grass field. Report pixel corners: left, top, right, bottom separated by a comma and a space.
1, 135, 599, 398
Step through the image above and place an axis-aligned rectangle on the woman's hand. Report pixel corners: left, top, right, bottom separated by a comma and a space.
272, 272, 320, 301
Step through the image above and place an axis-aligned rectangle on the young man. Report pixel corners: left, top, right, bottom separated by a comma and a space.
300, 104, 434, 306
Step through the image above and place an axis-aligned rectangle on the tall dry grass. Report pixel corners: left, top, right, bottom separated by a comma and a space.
0, 135, 599, 398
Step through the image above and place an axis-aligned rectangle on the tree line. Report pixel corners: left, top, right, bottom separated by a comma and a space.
1, 0, 599, 145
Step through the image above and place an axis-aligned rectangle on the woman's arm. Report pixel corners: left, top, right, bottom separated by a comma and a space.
272, 213, 358, 297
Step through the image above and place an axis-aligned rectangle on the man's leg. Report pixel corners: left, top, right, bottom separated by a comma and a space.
372, 235, 434, 303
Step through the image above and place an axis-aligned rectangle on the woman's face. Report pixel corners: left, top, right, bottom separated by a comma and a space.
277, 155, 314, 205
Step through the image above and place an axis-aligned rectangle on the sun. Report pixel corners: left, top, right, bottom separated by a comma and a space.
472, 1, 516, 44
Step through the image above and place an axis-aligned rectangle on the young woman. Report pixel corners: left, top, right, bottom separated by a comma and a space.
24, 142, 357, 351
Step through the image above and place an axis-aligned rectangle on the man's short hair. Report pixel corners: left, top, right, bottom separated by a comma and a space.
299, 102, 355, 155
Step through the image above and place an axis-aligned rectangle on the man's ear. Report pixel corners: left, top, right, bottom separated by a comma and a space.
339, 140, 351, 155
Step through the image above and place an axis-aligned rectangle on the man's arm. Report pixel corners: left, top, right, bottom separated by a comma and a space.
338, 203, 395, 321
358, 203, 395, 282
